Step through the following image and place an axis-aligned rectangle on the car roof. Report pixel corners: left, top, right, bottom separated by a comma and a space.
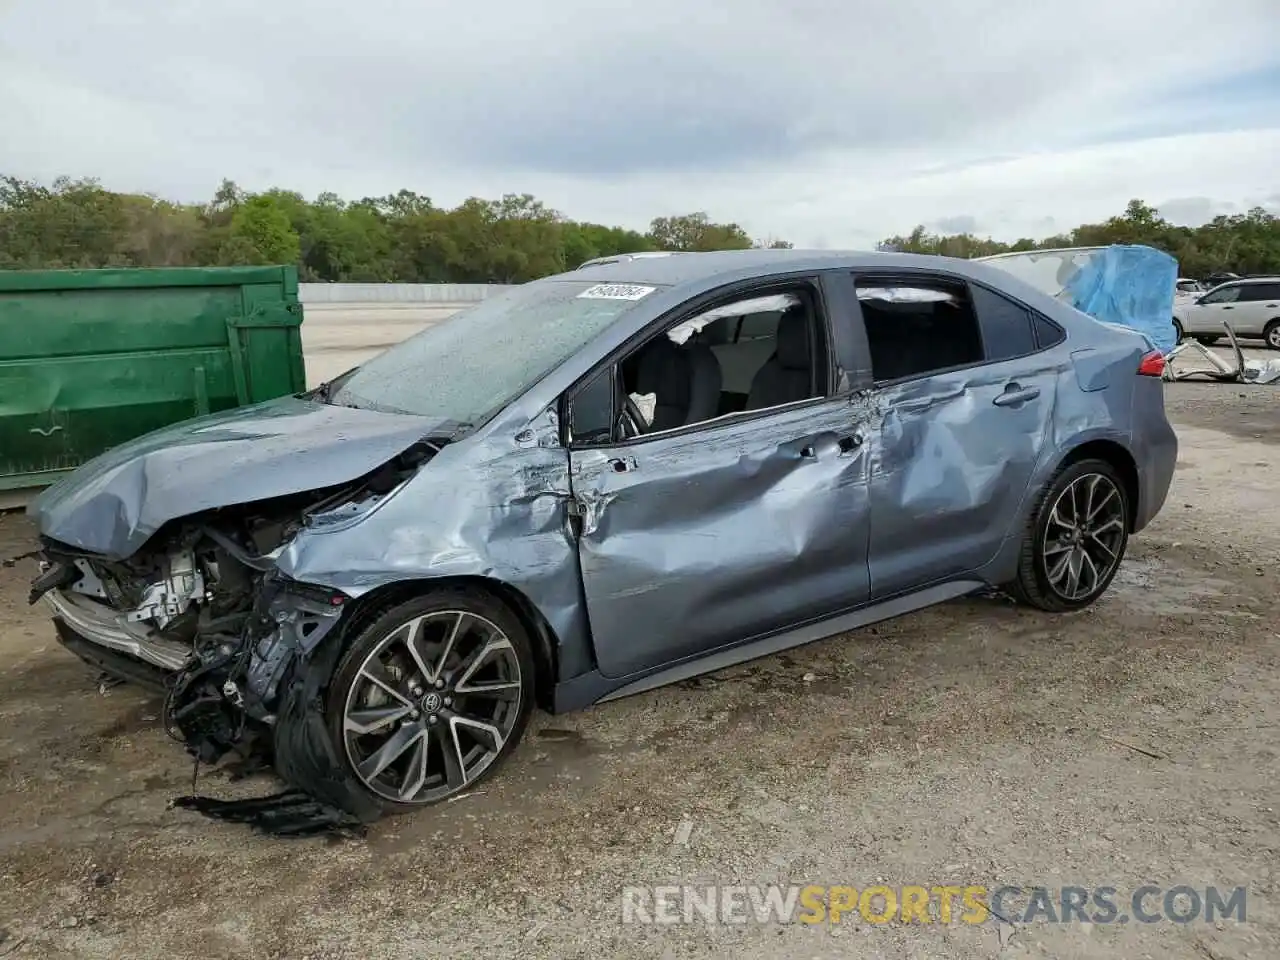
556, 248, 1018, 289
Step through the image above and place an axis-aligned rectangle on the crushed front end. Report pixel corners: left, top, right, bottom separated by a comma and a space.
27, 448, 436, 830
30, 496, 337, 752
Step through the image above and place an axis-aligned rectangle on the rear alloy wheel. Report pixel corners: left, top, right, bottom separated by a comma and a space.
326, 589, 534, 811
1265, 320, 1280, 350
1010, 459, 1130, 612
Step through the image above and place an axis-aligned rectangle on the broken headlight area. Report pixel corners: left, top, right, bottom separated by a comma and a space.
30, 440, 435, 696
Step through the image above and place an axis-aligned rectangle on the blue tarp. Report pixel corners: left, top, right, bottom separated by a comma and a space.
1060, 245, 1178, 352
978, 244, 1178, 352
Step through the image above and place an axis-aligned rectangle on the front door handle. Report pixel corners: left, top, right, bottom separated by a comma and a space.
1222, 305, 1234, 310
796, 432, 842, 460
607, 456, 637, 473
993, 384, 1041, 407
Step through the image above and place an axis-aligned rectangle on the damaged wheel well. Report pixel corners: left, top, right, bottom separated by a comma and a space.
1059, 440, 1140, 530
327, 576, 560, 710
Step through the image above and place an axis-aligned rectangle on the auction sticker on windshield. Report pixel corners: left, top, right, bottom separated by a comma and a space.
578, 284, 656, 300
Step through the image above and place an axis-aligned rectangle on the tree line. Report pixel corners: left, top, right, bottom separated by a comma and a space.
0, 176, 787, 283
879, 199, 1280, 280
1, 176, 1276, 282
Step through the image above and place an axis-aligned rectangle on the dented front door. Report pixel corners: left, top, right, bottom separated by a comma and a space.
866, 359, 1058, 598
570, 400, 873, 679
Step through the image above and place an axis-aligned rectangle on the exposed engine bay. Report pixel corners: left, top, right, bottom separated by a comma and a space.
29, 442, 439, 834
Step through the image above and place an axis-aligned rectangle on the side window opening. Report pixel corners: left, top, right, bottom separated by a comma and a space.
568, 284, 830, 445
855, 278, 984, 382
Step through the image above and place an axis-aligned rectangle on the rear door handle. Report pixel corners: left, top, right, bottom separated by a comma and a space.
993, 385, 1041, 407
838, 433, 864, 454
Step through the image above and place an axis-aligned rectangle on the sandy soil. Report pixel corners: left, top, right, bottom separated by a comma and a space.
0, 375, 1277, 959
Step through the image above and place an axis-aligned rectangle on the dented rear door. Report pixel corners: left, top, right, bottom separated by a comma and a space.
570, 399, 873, 679
862, 282, 1060, 599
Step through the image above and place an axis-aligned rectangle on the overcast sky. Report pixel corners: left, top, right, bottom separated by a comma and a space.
1, 0, 1277, 247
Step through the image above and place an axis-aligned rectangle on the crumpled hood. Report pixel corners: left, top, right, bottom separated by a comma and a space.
28, 396, 445, 559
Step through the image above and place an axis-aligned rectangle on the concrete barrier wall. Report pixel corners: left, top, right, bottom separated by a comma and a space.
300, 302, 471, 387
299, 283, 515, 304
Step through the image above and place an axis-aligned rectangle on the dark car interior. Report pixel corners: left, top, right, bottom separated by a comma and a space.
576, 280, 988, 443
856, 283, 984, 382
615, 289, 828, 434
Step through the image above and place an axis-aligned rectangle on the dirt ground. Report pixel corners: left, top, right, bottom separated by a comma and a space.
0, 381, 1277, 960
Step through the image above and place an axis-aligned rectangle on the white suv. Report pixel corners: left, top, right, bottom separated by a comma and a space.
1173, 277, 1280, 349
1174, 278, 1204, 302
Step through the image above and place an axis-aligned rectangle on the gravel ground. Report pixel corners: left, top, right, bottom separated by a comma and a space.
0, 380, 1277, 960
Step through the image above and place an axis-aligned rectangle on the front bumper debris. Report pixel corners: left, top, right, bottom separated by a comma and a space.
44, 589, 193, 672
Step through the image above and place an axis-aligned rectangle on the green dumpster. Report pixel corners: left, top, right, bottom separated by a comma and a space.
0, 265, 306, 493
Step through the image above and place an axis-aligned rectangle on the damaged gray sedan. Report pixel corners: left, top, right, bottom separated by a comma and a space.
27, 250, 1178, 824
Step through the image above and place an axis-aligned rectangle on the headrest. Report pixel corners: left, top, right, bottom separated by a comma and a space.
775, 308, 810, 370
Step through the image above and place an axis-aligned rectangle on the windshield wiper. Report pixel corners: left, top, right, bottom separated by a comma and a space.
300, 367, 360, 405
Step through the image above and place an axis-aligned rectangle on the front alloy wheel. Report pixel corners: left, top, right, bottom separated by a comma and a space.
327, 590, 534, 810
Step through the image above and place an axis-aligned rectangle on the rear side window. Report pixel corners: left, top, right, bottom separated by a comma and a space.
1032, 313, 1066, 349
969, 283, 1065, 354
854, 278, 984, 382
970, 285, 1036, 361
1240, 283, 1280, 302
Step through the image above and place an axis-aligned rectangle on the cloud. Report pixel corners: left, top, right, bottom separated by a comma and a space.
1157, 197, 1231, 225
1, 0, 1277, 245
934, 215, 979, 235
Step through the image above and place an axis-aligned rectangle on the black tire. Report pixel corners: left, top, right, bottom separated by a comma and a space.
1172, 319, 1183, 343
1193, 335, 1219, 346
1008, 458, 1130, 613
1265, 319, 1280, 351
324, 587, 535, 815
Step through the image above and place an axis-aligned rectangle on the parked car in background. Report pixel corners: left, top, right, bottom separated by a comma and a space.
1203, 272, 1241, 289
27, 250, 1178, 825
1174, 278, 1205, 302
1173, 277, 1280, 348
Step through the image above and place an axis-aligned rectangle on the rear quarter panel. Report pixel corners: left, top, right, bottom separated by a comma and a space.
980, 317, 1171, 582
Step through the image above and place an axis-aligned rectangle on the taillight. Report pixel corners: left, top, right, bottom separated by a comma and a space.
1137, 350, 1166, 377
